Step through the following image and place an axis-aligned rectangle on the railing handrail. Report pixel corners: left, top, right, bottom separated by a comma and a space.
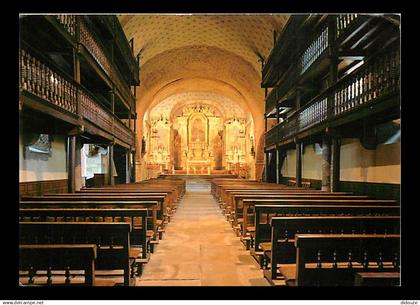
20, 46, 134, 145
266, 43, 399, 137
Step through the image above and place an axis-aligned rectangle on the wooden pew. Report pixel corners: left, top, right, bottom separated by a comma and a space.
264, 216, 400, 285
19, 208, 149, 259
20, 222, 133, 286
354, 272, 400, 286
240, 198, 399, 237
77, 188, 178, 214
19, 244, 101, 286
228, 194, 374, 229
21, 194, 166, 217
220, 188, 343, 210
36, 193, 171, 228
252, 205, 400, 264
20, 199, 161, 241
290, 234, 400, 286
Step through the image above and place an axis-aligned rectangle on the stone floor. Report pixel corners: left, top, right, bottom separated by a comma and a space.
135, 178, 269, 286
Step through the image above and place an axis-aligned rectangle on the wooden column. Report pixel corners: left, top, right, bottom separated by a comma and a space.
275, 147, 280, 184
264, 115, 268, 132
327, 17, 338, 118
67, 135, 76, 193
331, 136, 341, 192
264, 151, 269, 182
131, 150, 136, 183
295, 140, 303, 187
296, 87, 301, 110
321, 136, 332, 191
108, 143, 115, 186
124, 149, 130, 184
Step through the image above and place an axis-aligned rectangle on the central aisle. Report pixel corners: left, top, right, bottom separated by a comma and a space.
136, 178, 269, 286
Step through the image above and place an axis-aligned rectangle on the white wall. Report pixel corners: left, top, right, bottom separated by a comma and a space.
280, 138, 400, 184
19, 133, 68, 182
340, 138, 400, 184
302, 144, 323, 180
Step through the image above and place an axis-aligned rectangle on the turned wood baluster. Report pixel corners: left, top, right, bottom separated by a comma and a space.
347, 251, 353, 268
36, 59, 42, 96
332, 250, 338, 268
46, 265, 52, 285
393, 252, 399, 269
110, 236, 114, 249
65, 265, 71, 285
316, 250, 322, 268
28, 54, 34, 93
20, 50, 26, 89
28, 265, 35, 284
363, 251, 369, 269
377, 251, 384, 269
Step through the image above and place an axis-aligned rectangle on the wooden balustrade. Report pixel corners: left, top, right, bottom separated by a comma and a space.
79, 19, 112, 78
114, 119, 135, 146
80, 91, 113, 132
20, 48, 77, 114
267, 47, 399, 145
300, 26, 329, 74
55, 15, 77, 37
265, 126, 278, 147
79, 18, 135, 107
20, 47, 134, 146
336, 14, 359, 39
333, 48, 400, 116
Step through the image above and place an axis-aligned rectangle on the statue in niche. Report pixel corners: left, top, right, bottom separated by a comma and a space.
173, 130, 182, 169
213, 130, 223, 169
191, 117, 205, 142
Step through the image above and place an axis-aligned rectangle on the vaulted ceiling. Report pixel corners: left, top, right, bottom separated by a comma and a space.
119, 14, 290, 157
119, 14, 289, 72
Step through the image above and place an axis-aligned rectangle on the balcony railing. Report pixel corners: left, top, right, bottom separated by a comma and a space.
20, 48, 78, 115
300, 26, 329, 75
55, 15, 77, 37
79, 18, 113, 77
80, 90, 114, 132
336, 14, 359, 39
52, 15, 136, 108
265, 47, 400, 146
20, 47, 135, 146
114, 119, 135, 146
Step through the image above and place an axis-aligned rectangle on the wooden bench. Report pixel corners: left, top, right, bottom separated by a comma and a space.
354, 272, 400, 286
19, 244, 108, 286
264, 216, 400, 285
239, 198, 399, 243
289, 234, 400, 286
20, 199, 161, 243
229, 194, 374, 230
19, 208, 149, 260
222, 190, 360, 217
20, 222, 133, 286
252, 204, 400, 258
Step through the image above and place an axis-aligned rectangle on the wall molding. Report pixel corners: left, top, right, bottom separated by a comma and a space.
19, 179, 68, 196
280, 176, 400, 200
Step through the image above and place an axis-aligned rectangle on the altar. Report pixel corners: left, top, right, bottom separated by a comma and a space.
186, 159, 211, 175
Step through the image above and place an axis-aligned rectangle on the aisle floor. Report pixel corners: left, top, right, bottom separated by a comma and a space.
136, 179, 269, 286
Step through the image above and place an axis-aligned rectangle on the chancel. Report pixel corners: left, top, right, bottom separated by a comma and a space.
19, 14, 400, 287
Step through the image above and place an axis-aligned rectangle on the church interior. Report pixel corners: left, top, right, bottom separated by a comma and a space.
18, 14, 401, 287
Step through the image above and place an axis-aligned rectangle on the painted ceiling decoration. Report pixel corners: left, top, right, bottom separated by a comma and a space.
148, 91, 247, 121
118, 14, 289, 72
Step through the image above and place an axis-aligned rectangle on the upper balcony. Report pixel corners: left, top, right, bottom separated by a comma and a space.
265, 44, 400, 148
263, 14, 399, 116
19, 44, 135, 149
41, 15, 138, 113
